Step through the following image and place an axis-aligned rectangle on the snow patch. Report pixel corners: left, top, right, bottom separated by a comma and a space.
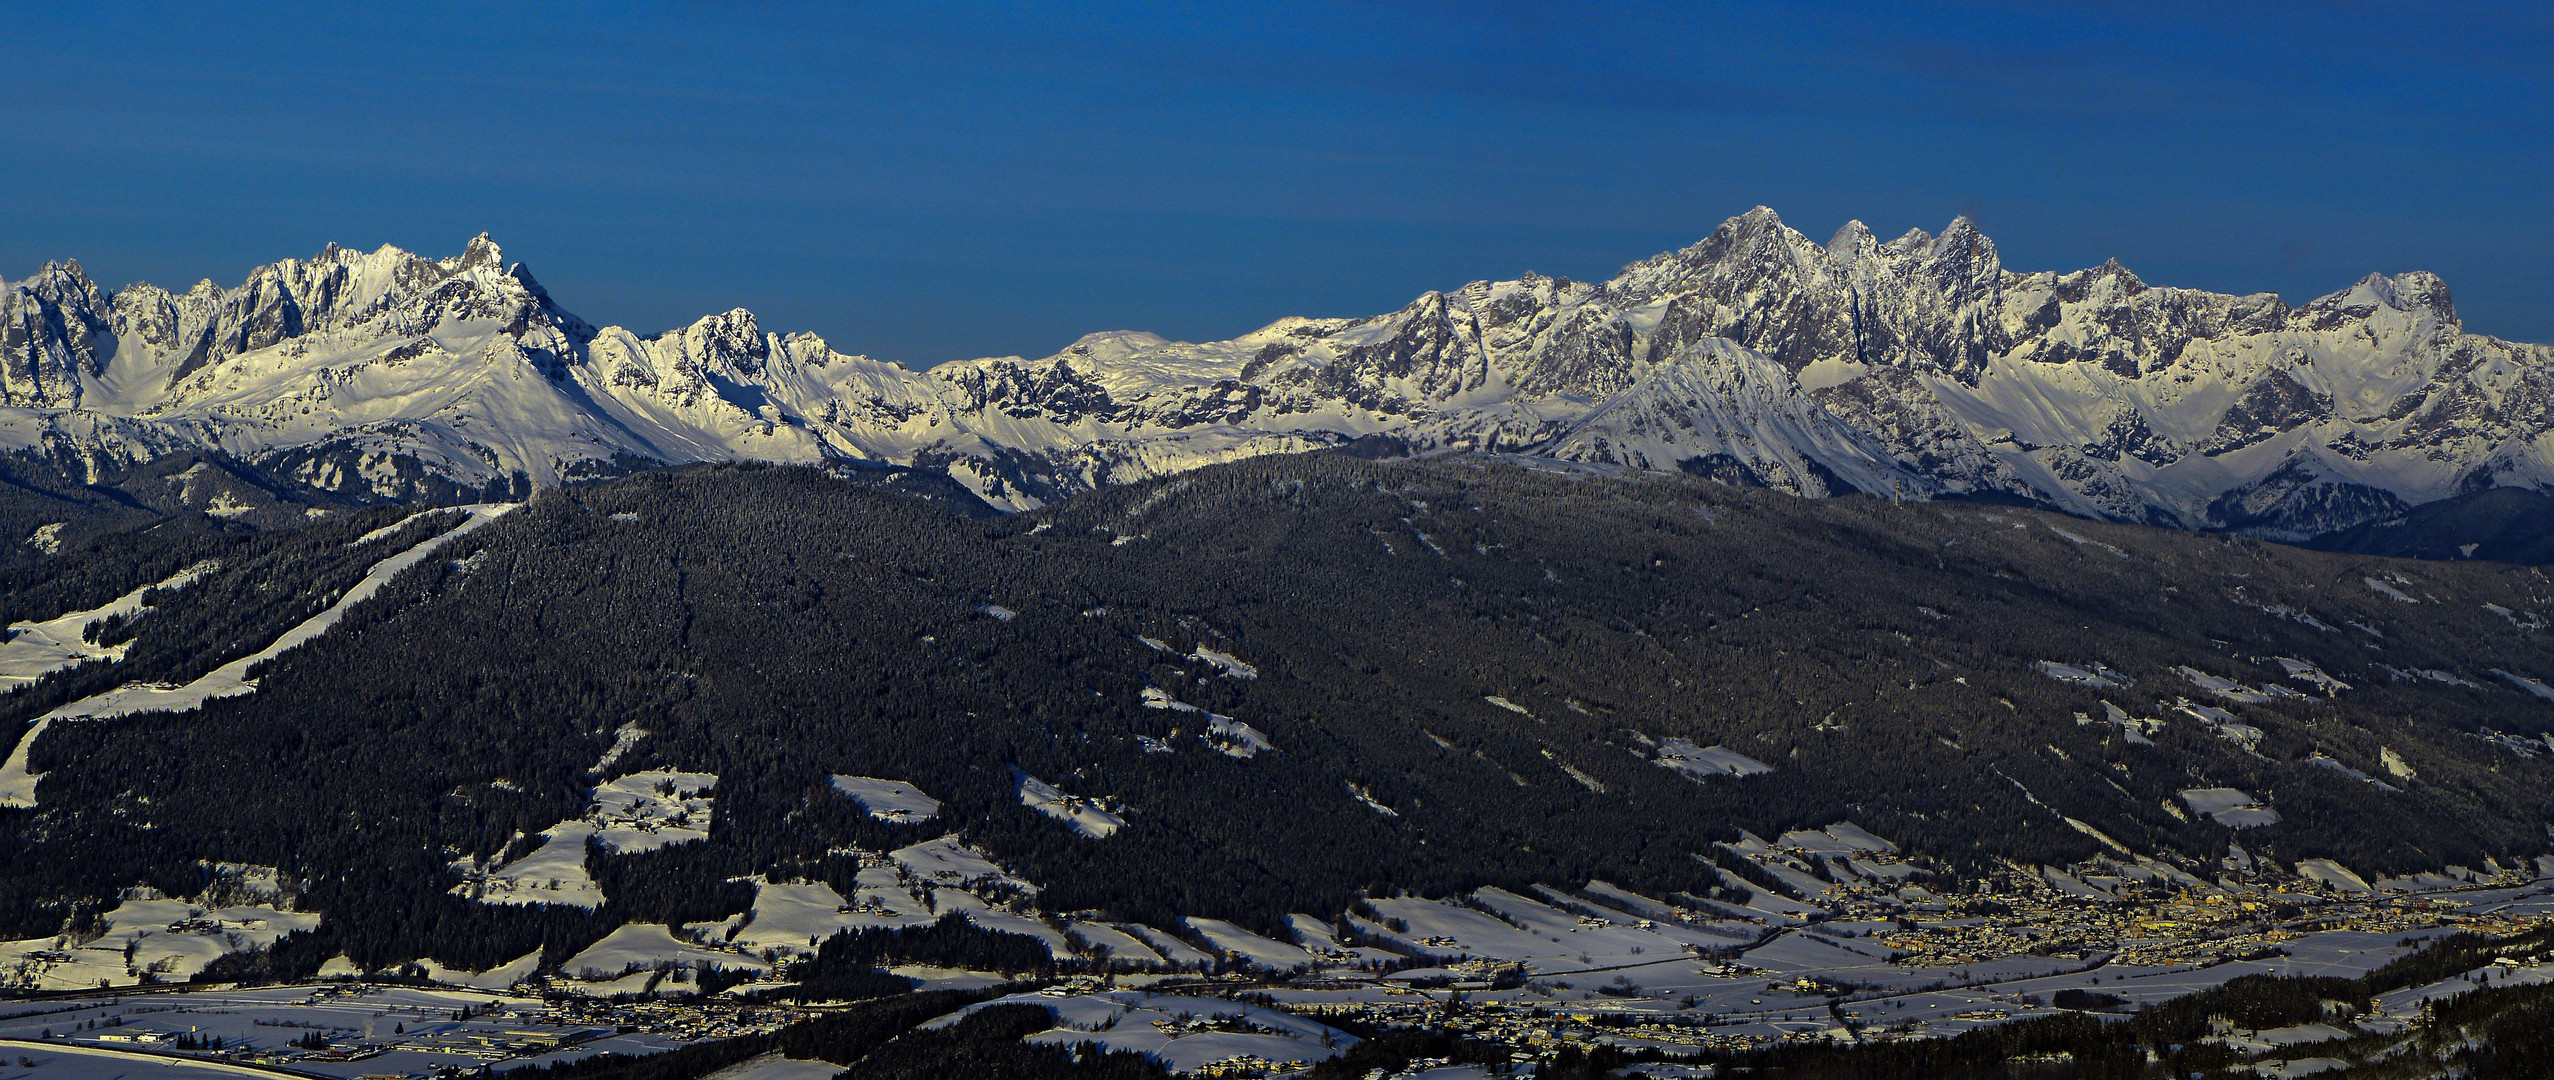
2175, 666, 2276, 704
2485, 603, 2546, 630
2168, 699, 2264, 753
454, 768, 717, 908
2272, 657, 2350, 695
1190, 645, 1257, 679
1141, 687, 1272, 756
1346, 782, 1398, 816
1016, 770, 1125, 838
2042, 524, 2128, 557
2383, 665, 2480, 689
1541, 750, 1606, 792
2303, 753, 2398, 792
2491, 669, 2554, 701
590, 723, 648, 774
1205, 715, 1275, 758
2034, 660, 2132, 689
1652, 737, 1774, 779
2179, 788, 2280, 828
2094, 701, 2164, 745
2364, 577, 2419, 604
2294, 859, 2372, 895
831, 775, 942, 822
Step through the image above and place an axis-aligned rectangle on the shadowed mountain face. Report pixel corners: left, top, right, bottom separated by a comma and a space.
2305, 487, 2554, 565
5, 210, 2551, 544
2, 456, 2549, 966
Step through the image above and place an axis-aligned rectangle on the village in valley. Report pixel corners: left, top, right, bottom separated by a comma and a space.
7, 817, 2552, 1080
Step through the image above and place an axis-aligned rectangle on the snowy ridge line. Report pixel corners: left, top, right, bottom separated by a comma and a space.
0, 504, 517, 808
6, 208, 2553, 533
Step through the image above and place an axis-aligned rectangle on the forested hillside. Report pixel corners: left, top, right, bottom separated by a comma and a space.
3, 454, 2552, 973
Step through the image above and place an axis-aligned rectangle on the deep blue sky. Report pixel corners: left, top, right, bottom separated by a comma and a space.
6, 2, 2547, 366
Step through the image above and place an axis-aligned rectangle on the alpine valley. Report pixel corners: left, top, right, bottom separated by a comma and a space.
5, 213, 2554, 1080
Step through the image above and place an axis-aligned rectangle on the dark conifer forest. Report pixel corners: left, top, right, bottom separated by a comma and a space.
3, 453, 2551, 974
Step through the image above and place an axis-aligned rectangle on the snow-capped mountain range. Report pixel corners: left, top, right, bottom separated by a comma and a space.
6, 208, 2550, 537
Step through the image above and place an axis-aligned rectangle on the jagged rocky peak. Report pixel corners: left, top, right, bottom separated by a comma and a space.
1823, 219, 1884, 260
675, 307, 771, 368
1921, 216, 2002, 286
450, 232, 505, 272
2, 260, 115, 405
2303, 271, 2458, 328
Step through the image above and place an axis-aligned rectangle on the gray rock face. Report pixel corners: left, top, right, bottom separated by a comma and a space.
2, 210, 2549, 538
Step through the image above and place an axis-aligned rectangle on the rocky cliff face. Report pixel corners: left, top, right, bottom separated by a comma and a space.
4, 210, 2548, 538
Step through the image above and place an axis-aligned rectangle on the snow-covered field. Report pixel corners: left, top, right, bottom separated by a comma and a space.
1057, 922, 1159, 968
1014, 772, 1125, 838
2294, 859, 2373, 894
588, 771, 717, 852
561, 925, 770, 982
410, 951, 544, 991
1650, 738, 1773, 780
0, 560, 218, 689
828, 775, 940, 822
453, 768, 718, 909
686, 878, 928, 961
0, 984, 648, 1080
931, 990, 1355, 1074
699, 1052, 842, 1080
1180, 918, 1314, 972
2179, 787, 2281, 828
889, 836, 1033, 892
0, 1041, 281, 1080
452, 821, 606, 909
0, 892, 320, 991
